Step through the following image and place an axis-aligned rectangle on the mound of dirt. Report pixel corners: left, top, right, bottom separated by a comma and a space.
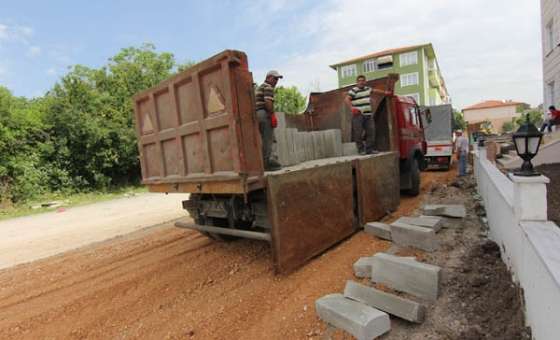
448, 239, 531, 339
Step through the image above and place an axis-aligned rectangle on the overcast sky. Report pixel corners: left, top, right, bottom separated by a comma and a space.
0, 0, 543, 109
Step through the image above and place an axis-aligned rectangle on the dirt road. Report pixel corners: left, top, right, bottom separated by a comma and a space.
0, 193, 190, 270
0, 170, 457, 340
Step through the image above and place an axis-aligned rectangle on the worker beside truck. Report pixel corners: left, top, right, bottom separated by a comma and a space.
345, 75, 377, 155
255, 70, 284, 171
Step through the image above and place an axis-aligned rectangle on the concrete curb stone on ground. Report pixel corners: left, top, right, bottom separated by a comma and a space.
394, 216, 442, 232
353, 257, 375, 278
390, 222, 440, 252
423, 204, 466, 218
315, 293, 391, 340
344, 280, 426, 323
371, 253, 441, 301
364, 222, 392, 240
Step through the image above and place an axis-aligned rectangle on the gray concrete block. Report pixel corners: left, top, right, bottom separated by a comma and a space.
344, 281, 425, 323
343, 142, 359, 156
364, 222, 392, 241
276, 112, 287, 129
311, 131, 324, 159
371, 253, 441, 301
353, 257, 375, 278
423, 204, 466, 218
391, 222, 439, 252
333, 129, 343, 156
274, 128, 289, 166
315, 293, 391, 340
294, 132, 306, 163
395, 216, 442, 232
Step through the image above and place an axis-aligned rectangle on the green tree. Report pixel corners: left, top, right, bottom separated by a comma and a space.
502, 120, 515, 133
0, 87, 48, 202
43, 43, 181, 191
274, 86, 307, 115
514, 110, 543, 128
452, 109, 467, 130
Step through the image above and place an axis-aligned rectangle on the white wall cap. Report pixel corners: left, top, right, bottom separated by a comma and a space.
508, 174, 550, 184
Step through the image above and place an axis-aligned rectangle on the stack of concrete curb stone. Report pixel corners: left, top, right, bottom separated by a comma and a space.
316, 253, 441, 339
315, 205, 465, 338
273, 112, 358, 167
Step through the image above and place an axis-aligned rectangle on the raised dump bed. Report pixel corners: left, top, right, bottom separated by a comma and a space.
133, 50, 401, 273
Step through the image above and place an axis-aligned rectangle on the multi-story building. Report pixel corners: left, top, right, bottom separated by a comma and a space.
330, 43, 450, 106
462, 100, 527, 133
541, 0, 560, 109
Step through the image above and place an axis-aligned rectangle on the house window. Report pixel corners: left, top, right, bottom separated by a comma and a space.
400, 51, 418, 66
407, 93, 420, 104
401, 72, 419, 87
363, 59, 376, 73
340, 64, 357, 78
546, 19, 554, 53
548, 81, 556, 107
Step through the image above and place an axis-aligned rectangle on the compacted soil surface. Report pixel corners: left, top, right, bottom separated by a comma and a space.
0, 168, 529, 339
536, 163, 560, 226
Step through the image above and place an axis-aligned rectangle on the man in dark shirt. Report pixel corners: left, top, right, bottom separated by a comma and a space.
345, 75, 376, 154
255, 70, 283, 171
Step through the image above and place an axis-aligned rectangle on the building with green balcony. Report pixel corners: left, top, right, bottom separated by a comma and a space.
330, 43, 450, 106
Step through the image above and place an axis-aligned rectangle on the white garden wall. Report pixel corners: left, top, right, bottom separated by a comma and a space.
474, 147, 560, 340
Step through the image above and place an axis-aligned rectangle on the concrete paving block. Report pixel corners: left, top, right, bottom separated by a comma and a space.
303, 133, 314, 161
294, 132, 306, 163
391, 222, 439, 252
371, 253, 441, 301
315, 293, 391, 340
333, 129, 343, 156
344, 281, 425, 323
423, 204, 466, 218
286, 128, 297, 165
395, 216, 442, 232
276, 112, 286, 129
343, 142, 359, 156
353, 257, 375, 278
274, 128, 289, 166
364, 222, 392, 240
312, 131, 324, 159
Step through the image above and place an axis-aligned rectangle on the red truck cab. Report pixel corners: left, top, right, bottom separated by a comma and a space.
392, 95, 427, 195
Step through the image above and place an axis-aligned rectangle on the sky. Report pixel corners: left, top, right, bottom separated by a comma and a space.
0, 0, 543, 109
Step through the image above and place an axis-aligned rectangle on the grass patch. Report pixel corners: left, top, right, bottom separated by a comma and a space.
0, 186, 148, 221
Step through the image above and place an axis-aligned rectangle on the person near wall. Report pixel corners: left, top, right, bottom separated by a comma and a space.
454, 130, 469, 176
344, 75, 378, 154
255, 70, 283, 171
540, 105, 560, 133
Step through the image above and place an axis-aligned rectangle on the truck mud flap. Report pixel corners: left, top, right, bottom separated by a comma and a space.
266, 162, 356, 274
353, 153, 400, 226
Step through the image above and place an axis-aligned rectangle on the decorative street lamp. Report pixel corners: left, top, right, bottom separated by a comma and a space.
512, 116, 543, 176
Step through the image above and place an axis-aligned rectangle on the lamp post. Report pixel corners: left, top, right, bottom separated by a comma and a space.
512, 115, 543, 176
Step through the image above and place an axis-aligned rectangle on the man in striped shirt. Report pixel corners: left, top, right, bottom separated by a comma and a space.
255, 70, 283, 171
345, 75, 377, 154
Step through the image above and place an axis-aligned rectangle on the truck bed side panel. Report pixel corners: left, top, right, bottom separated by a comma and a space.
354, 153, 400, 225
267, 162, 355, 273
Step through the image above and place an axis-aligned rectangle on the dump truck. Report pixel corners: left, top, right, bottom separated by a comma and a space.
132, 50, 428, 273
423, 104, 454, 170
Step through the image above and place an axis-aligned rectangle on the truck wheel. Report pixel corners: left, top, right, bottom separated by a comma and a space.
406, 158, 421, 196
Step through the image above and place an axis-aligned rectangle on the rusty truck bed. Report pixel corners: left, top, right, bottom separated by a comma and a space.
134, 49, 400, 273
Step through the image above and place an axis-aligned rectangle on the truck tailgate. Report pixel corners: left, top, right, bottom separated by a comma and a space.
133, 50, 264, 194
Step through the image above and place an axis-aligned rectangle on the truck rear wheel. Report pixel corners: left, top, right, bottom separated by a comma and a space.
406, 158, 421, 196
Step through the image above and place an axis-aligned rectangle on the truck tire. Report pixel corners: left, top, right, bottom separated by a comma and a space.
406, 158, 420, 196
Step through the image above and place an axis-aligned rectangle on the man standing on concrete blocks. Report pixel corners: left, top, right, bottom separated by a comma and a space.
345, 75, 378, 154
255, 70, 283, 171
454, 130, 469, 176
